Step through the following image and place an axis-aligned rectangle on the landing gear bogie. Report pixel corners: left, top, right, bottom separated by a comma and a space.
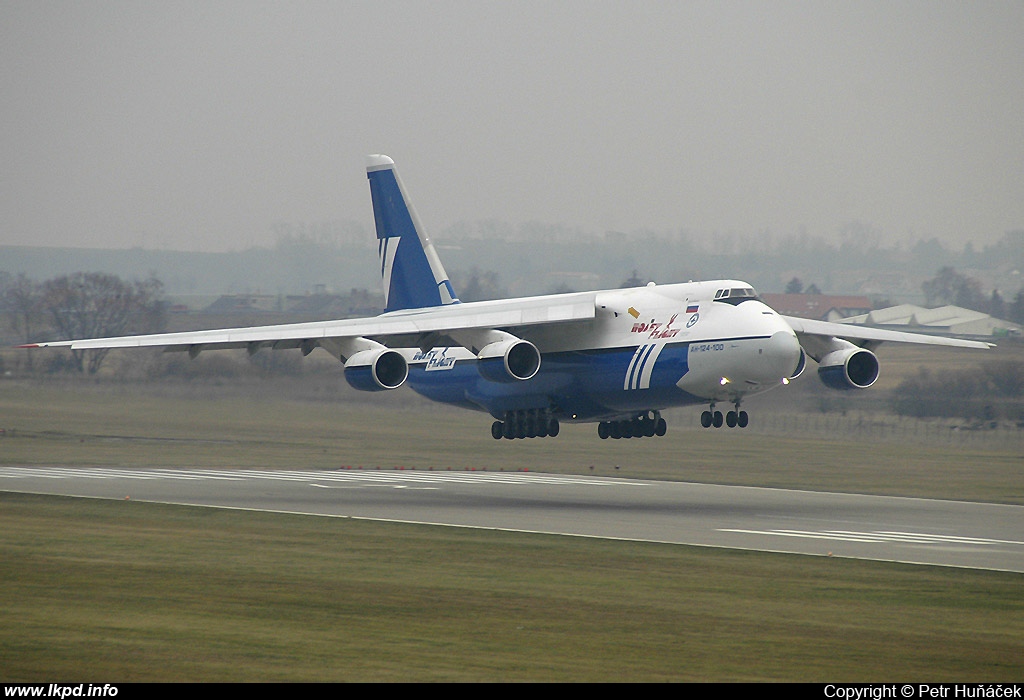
597, 411, 667, 440
491, 409, 560, 440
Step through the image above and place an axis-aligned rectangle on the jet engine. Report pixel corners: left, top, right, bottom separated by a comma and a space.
343, 348, 409, 391
817, 346, 879, 390
476, 338, 541, 383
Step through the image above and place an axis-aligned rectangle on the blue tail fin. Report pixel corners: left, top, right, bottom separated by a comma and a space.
366, 155, 459, 313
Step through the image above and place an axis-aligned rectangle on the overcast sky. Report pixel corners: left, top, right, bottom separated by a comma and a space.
2, 1, 1022, 252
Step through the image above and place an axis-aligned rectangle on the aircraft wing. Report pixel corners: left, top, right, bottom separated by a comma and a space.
781, 315, 993, 350
19, 292, 599, 352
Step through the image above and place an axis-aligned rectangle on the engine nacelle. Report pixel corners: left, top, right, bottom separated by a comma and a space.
817, 347, 879, 390
476, 339, 541, 383
344, 348, 408, 391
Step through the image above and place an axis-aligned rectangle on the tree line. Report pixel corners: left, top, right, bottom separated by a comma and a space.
921, 267, 1024, 323
891, 361, 1024, 424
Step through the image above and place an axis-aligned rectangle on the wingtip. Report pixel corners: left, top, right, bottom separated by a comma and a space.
14, 343, 41, 349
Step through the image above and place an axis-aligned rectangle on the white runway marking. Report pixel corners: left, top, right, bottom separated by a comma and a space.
718, 528, 1024, 547
3, 466, 1021, 572
0, 467, 245, 481
0, 466, 644, 487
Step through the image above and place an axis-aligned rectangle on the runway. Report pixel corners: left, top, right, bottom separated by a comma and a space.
2, 466, 1022, 573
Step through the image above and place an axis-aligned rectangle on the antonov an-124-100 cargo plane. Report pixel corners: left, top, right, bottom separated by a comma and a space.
23, 155, 991, 440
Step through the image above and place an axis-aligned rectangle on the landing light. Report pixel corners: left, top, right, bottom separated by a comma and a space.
782, 377, 790, 385
720, 377, 730, 385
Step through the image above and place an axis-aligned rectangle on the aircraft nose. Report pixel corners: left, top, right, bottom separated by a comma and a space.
766, 330, 802, 378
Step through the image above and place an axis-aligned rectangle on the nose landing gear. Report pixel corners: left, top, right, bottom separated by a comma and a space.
701, 402, 748, 429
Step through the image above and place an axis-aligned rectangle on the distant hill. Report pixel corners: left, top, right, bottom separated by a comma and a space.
0, 244, 380, 298
3, 227, 1021, 304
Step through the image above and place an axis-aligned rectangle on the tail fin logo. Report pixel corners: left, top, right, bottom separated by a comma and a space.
378, 236, 400, 308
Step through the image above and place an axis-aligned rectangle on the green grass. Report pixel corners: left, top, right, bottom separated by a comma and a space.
1, 375, 1022, 680
2, 381, 1021, 503
2, 492, 1021, 682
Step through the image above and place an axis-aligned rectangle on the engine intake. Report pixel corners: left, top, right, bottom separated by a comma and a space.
344, 348, 408, 391
817, 347, 879, 390
476, 339, 541, 383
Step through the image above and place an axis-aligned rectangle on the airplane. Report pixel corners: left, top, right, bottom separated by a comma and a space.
20, 154, 991, 440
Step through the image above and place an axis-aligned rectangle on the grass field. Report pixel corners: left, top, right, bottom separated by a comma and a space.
2, 492, 1021, 682
2, 377, 1021, 503
1, 358, 1022, 681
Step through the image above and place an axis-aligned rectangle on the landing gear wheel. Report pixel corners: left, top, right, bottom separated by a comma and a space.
700, 411, 712, 428
597, 422, 608, 439
713, 411, 724, 428
738, 411, 749, 428
548, 419, 559, 437
491, 421, 503, 440
656, 417, 667, 436
726, 410, 737, 428
525, 415, 537, 438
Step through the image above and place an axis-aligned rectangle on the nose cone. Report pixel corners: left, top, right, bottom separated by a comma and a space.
766, 330, 803, 378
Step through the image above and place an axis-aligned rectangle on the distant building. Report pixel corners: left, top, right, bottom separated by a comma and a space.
761, 294, 873, 321
839, 304, 1021, 338
203, 294, 281, 314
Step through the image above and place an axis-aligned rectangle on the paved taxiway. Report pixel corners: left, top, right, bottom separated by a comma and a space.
2, 466, 1022, 572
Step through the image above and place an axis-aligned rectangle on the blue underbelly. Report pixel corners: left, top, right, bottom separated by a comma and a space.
406, 344, 697, 421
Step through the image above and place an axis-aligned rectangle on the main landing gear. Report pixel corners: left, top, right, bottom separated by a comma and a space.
597, 411, 667, 440
700, 402, 749, 429
492, 409, 560, 440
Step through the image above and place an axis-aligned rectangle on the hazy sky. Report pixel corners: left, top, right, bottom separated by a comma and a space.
3, 1, 1022, 252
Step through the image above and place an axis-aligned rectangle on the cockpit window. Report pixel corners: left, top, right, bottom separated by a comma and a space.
714, 287, 761, 305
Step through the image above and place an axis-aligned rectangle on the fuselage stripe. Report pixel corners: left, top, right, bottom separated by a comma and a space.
625, 343, 660, 391
624, 344, 645, 391
638, 342, 665, 390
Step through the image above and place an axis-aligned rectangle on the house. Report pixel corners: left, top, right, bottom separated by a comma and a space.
761, 294, 873, 321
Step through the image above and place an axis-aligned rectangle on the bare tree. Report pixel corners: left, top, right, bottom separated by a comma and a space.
40, 273, 165, 374
1, 273, 44, 372
1012, 288, 1024, 325
922, 267, 985, 311
456, 268, 507, 302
